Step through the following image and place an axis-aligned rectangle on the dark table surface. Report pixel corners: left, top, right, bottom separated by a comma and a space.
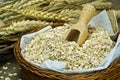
0, 0, 120, 80
0, 56, 22, 80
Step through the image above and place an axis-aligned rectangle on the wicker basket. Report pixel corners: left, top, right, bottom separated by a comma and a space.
14, 37, 120, 80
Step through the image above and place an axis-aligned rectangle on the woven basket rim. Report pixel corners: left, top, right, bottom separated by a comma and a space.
14, 38, 120, 79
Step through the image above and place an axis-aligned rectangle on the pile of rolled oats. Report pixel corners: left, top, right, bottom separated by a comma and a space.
22, 24, 114, 70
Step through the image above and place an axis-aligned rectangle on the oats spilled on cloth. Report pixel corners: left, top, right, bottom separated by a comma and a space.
22, 24, 114, 70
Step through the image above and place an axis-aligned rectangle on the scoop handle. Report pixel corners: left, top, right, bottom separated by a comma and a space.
77, 4, 96, 25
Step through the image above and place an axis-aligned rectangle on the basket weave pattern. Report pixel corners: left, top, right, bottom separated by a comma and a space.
14, 40, 120, 80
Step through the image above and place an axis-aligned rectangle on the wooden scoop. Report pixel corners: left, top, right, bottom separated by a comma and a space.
64, 4, 96, 46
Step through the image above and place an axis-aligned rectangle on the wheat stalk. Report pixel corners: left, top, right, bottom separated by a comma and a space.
0, 12, 13, 19
0, 0, 15, 8
17, 0, 50, 9
96, 0, 107, 2
12, 9, 73, 22
0, 20, 53, 36
40, 1, 56, 12
24, 2, 45, 10
44, 2, 68, 12
61, 0, 93, 4
0, 0, 28, 21
43, 0, 112, 13
1, 3, 13, 9
87, 1, 112, 9
59, 9, 81, 18
59, 9, 100, 19
43, 0, 92, 12
0, 4, 13, 14
3, 15, 23, 22
0, 44, 14, 54
45, 2, 81, 12
12, 0, 29, 9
